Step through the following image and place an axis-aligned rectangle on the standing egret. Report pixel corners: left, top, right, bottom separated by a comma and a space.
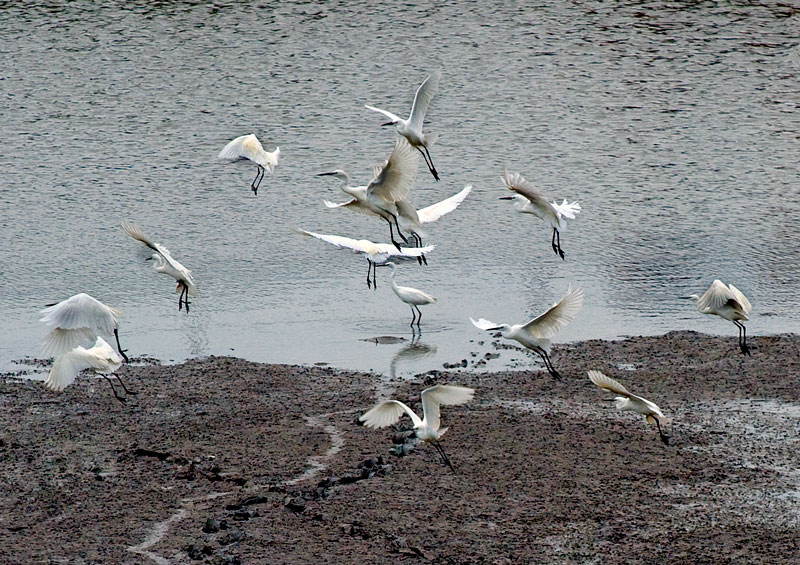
500, 170, 581, 260
689, 280, 752, 356
218, 133, 280, 195
47, 337, 132, 404
470, 286, 584, 380
366, 71, 442, 181
122, 220, 196, 313
40, 293, 128, 363
588, 370, 669, 445
297, 229, 433, 289
359, 384, 474, 471
365, 137, 420, 251
384, 262, 437, 327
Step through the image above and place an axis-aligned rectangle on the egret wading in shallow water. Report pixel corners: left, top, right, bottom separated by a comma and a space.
296, 229, 433, 289
359, 384, 474, 471
382, 262, 437, 327
588, 370, 670, 445
218, 133, 280, 195
40, 293, 129, 363
470, 286, 584, 380
500, 170, 581, 260
366, 71, 441, 181
689, 279, 752, 356
47, 337, 132, 404
122, 220, 196, 313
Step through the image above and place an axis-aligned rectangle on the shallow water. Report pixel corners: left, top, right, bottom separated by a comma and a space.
1, 1, 798, 377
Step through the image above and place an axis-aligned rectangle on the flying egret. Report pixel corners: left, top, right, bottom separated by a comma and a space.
366, 71, 442, 181
297, 229, 433, 289
122, 220, 196, 313
689, 280, 752, 356
470, 286, 584, 380
500, 170, 581, 260
359, 384, 474, 471
383, 262, 437, 327
47, 337, 133, 404
40, 293, 129, 363
588, 370, 670, 445
218, 133, 280, 195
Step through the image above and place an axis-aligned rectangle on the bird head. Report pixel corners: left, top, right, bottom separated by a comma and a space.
317, 169, 350, 185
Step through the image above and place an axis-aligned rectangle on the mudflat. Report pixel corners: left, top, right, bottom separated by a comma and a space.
1, 331, 798, 564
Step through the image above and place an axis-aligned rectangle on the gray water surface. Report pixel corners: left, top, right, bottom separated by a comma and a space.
1, 1, 798, 378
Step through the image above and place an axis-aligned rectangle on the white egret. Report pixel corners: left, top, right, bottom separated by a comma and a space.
500, 170, 581, 260
359, 384, 474, 471
366, 71, 442, 181
47, 337, 131, 404
122, 220, 196, 313
40, 293, 128, 363
297, 229, 433, 289
218, 133, 280, 195
689, 280, 752, 356
588, 370, 669, 445
470, 286, 584, 380
383, 262, 437, 327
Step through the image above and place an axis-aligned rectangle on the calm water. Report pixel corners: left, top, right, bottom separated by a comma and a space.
1, 1, 798, 379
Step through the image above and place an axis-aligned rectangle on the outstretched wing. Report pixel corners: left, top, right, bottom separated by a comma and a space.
40, 327, 97, 357
470, 317, 503, 331
409, 71, 441, 131
365, 105, 402, 124
420, 384, 474, 432
40, 293, 120, 336
417, 185, 472, 224
728, 283, 752, 316
695, 280, 746, 314
123, 220, 189, 277
367, 138, 419, 204
521, 286, 584, 339
551, 199, 582, 221
359, 399, 421, 429
297, 229, 369, 253
218, 133, 263, 162
501, 170, 553, 211
587, 370, 631, 397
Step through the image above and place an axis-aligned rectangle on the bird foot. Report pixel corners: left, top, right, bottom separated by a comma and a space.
558, 249, 565, 260
740, 344, 751, 356
550, 370, 562, 381
660, 433, 671, 446
421, 254, 427, 266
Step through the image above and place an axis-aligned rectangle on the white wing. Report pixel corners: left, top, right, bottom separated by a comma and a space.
587, 370, 631, 396
408, 71, 441, 131
365, 105, 402, 124
324, 199, 357, 209
367, 138, 419, 204
123, 220, 192, 280
420, 384, 474, 432
695, 280, 749, 315
728, 284, 752, 316
417, 185, 472, 224
360, 399, 421, 429
218, 133, 263, 162
297, 230, 372, 253
521, 286, 584, 339
470, 317, 503, 331
40, 327, 97, 357
40, 293, 120, 336
551, 199, 582, 221
46, 337, 122, 391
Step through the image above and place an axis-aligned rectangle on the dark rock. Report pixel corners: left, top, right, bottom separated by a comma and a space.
203, 517, 221, 533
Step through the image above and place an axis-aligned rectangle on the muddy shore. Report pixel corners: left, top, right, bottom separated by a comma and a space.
1, 331, 798, 564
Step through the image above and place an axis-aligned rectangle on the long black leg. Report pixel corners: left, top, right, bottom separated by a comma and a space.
386, 217, 404, 252
251, 165, 264, 195
113, 328, 129, 363
415, 305, 423, 326
539, 350, 561, 381
409, 306, 417, 327
366, 260, 373, 289
388, 212, 408, 245
115, 373, 138, 396
551, 228, 559, 256
411, 233, 427, 265
432, 440, 454, 471
102, 375, 127, 404
178, 285, 185, 312
556, 229, 565, 260
735, 321, 751, 356
654, 418, 670, 446
418, 145, 440, 181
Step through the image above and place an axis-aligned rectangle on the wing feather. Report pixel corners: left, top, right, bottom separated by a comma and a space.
367, 138, 419, 203
470, 317, 503, 331
40, 327, 97, 357
408, 71, 441, 130
359, 400, 421, 428
521, 286, 584, 339
40, 293, 119, 336
587, 370, 631, 396
728, 284, 752, 316
365, 105, 402, 124
417, 185, 472, 224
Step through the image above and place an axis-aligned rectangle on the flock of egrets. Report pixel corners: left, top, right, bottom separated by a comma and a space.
35, 71, 755, 467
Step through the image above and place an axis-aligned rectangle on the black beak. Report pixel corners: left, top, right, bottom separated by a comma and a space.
145, 257, 153, 262
499, 196, 515, 200
317, 172, 336, 176
381, 121, 394, 127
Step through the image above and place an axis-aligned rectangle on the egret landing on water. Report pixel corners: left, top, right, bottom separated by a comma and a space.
47, 337, 135, 404
588, 370, 670, 445
40, 293, 129, 363
500, 170, 581, 260
297, 229, 433, 289
366, 71, 441, 181
218, 133, 280, 195
359, 384, 474, 471
689, 279, 752, 356
122, 220, 196, 313
382, 262, 437, 327
470, 286, 584, 380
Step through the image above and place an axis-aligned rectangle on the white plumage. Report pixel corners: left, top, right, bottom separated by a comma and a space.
500, 170, 581, 260
470, 286, 584, 380
218, 133, 280, 195
366, 71, 442, 181
46, 337, 123, 392
690, 279, 752, 355
385, 262, 437, 327
360, 384, 474, 470
588, 370, 669, 445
